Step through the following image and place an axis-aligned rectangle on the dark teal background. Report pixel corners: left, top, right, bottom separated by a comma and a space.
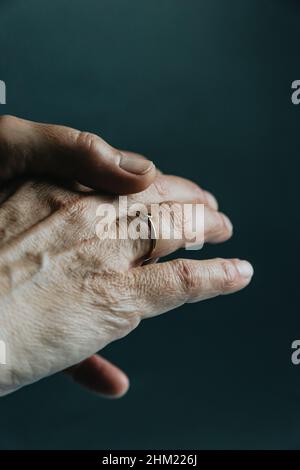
0, 0, 300, 449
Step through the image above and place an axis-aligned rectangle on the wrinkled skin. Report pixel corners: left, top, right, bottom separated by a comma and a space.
0, 174, 253, 397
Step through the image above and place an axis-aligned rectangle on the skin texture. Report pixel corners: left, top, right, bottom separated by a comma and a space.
0, 115, 254, 397
0, 177, 253, 397
0, 114, 158, 397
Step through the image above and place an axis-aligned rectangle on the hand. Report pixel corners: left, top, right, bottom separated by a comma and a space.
0, 176, 253, 397
0, 115, 156, 194
0, 113, 157, 397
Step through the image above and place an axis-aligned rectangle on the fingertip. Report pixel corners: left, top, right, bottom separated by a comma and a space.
117, 151, 157, 193
205, 210, 233, 244
220, 213, 233, 238
234, 259, 254, 280
115, 161, 157, 195
119, 152, 154, 176
105, 374, 130, 399
65, 355, 130, 398
187, 257, 254, 302
203, 190, 219, 210
77, 144, 157, 194
222, 258, 254, 295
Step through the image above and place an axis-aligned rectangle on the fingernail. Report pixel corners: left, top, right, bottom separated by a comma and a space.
204, 190, 218, 210
236, 260, 254, 278
119, 153, 154, 175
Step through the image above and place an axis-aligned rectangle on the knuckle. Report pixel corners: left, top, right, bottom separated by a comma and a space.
173, 258, 199, 294
42, 184, 91, 225
74, 130, 121, 164
86, 271, 141, 332
219, 260, 239, 292
65, 197, 91, 225
39, 184, 83, 213
74, 130, 119, 159
158, 201, 183, 238
74, 131, 100, 155
153, 175, 170, 197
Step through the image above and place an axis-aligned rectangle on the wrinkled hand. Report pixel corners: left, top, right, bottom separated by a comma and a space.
0, 114, 157, 397
0, 175, 253, 397
0, 115, 253, 398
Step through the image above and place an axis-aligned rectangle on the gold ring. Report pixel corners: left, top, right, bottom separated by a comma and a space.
140, 213, 159, 265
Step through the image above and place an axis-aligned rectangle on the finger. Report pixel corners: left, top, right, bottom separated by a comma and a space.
125, 202, 233, 263
146, 203, 232, 260
64, 354, 129, 398
128, 174, 218, 210
201, 205, 233, 244
203, 190, 218, 210
0, 115, 156, 194
129, 258, 254, 318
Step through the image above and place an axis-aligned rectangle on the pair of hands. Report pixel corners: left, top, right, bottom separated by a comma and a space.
0, 115, 253, 398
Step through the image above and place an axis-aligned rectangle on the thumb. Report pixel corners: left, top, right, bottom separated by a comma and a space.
0, 115, 156, 194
